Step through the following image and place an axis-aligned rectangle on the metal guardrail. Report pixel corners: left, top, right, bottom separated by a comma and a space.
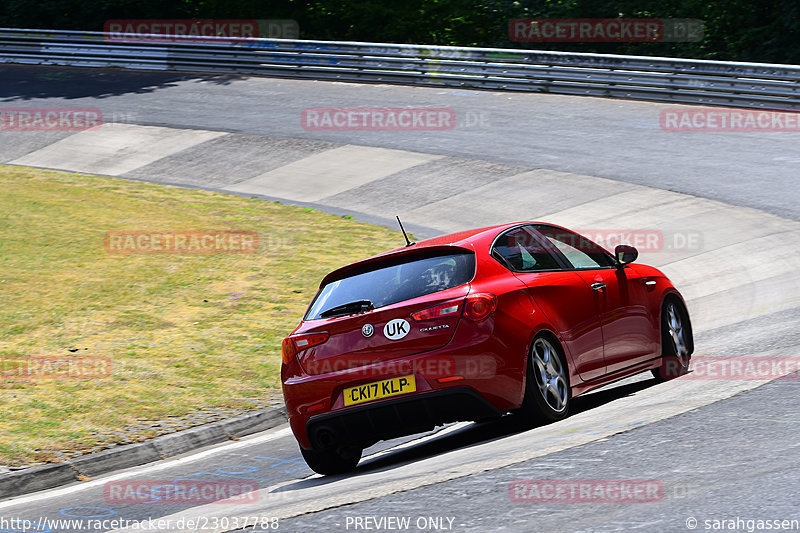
1, 28, 799, 110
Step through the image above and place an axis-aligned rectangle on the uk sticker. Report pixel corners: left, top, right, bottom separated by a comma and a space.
383, 319, 410, 340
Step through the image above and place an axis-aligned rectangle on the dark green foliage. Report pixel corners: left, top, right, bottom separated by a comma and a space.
0, 0, 796, 64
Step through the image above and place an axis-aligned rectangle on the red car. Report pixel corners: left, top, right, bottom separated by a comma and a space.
281, 222, 693, 474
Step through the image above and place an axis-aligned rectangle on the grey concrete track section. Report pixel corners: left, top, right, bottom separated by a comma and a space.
1, 65, 799, 532
4, 122, 799, 339
1, 64, 799, 220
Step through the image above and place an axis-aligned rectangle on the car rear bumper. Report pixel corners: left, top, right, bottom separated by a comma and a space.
282, 314, 532, 449
305, 387, 501, 450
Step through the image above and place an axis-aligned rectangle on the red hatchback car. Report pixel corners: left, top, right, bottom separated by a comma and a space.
281, 222, 693, 474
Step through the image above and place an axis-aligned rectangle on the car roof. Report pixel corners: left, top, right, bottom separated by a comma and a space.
385, 220, 564, 251
319, 221, 550, 286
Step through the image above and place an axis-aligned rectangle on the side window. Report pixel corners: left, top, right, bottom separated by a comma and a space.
534, 225, 616, 269
492, 226, 562, 272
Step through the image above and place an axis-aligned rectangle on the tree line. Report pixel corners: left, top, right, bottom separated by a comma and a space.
1, 0, 797, 64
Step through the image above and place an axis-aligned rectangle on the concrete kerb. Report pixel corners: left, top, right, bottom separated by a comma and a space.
0, 405, 286, 500
0, 163, 445, 241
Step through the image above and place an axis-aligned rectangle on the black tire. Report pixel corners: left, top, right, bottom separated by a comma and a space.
516, 334, 570, 425
300, 444, 362, 475
652, 298, 693, 381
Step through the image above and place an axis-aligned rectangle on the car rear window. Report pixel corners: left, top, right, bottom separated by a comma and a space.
305, 251, 475, 320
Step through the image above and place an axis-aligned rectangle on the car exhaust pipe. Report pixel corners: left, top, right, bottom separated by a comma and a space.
312, 425, 338, 450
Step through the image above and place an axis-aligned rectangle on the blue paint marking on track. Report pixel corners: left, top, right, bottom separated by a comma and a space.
254, 456, 306, 473
59, 507, 115, 518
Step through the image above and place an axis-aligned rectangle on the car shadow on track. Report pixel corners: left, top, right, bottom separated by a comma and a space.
272, 376, 660, 491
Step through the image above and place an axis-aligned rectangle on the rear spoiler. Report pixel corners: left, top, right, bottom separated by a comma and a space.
319, 244, 475, 287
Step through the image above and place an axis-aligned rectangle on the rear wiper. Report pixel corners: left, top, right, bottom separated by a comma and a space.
319, 299, 374, 319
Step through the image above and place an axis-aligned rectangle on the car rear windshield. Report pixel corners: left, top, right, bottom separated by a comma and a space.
305, 251, 476, 320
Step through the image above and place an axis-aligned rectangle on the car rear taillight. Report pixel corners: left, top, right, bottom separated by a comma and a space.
411, 300, 462, 321
281, 332, 329, 364
463, 293, 497, 321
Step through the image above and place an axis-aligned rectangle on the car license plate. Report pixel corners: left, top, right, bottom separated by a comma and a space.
344, 375, 416, 406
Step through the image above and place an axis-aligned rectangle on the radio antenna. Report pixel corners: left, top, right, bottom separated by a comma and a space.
396, 216, 415, 247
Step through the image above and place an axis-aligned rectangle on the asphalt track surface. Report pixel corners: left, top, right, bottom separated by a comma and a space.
1, 64, 799, 533
1, 64, 798, 221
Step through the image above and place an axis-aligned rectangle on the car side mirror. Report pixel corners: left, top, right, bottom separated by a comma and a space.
615, 244, 638, 266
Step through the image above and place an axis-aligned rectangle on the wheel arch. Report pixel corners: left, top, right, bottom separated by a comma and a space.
522, 327, 575, 404
660, 291, 694, 356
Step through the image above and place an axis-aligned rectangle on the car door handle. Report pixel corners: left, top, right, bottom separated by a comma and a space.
591, 282, 606, 292
644, 280, 656, 286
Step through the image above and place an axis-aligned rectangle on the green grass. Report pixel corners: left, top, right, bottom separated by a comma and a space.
0, 165, 402, 466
